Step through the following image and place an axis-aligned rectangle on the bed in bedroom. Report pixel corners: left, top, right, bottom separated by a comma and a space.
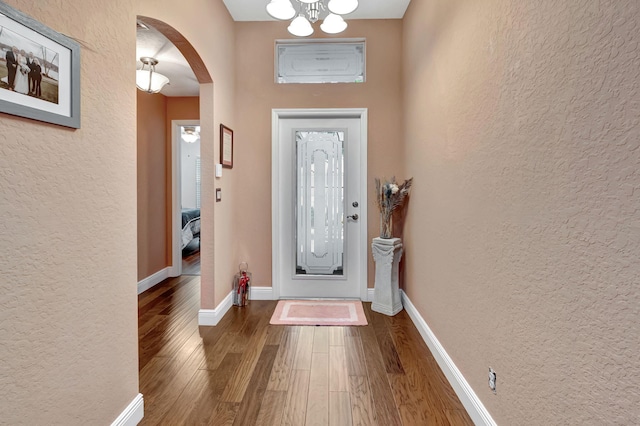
181, 208, 201, 250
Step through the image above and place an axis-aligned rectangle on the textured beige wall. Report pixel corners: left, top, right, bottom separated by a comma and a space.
137, 91, 168, 280
0, 1, 139, 424
137, 0, 236, 309
234, 20, 404, 288
403, 0, 640, 424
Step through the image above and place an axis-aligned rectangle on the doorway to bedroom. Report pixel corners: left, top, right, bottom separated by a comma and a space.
174, 120, 201, 276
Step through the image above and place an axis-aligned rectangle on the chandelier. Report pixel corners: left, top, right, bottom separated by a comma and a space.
135, 57, 170, 93
266, 0, 358, 37
181, 126, 200, 143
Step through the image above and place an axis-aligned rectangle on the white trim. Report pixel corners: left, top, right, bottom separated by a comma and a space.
111, 393, 144, 426
357, 110, 368, 301
198, 291, 233, 326
365, 287, 375, 302
271, 110, 281, 300
250, 286, 275, 300
171, 119, 201, 278
251, 286, 371, 301
271, 108, 368, 301
401, 291, 497, 426
137, 267, 170, 295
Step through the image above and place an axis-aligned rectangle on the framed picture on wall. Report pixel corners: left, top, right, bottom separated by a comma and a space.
220, 124, 233, 168
0, 3, 81, 128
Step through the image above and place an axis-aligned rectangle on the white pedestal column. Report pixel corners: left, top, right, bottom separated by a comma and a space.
371, 237, 403, 316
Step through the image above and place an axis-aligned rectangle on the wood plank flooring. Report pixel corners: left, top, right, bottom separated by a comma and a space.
138, 276, 473, 425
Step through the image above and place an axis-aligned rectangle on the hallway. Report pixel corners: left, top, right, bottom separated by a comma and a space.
138, 277, 472, 425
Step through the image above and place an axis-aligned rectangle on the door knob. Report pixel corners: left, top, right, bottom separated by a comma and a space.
347, 214, 359, 221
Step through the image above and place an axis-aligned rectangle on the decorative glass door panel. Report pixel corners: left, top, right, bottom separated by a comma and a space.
296, 130, 345, 276
274, 111, 365, 299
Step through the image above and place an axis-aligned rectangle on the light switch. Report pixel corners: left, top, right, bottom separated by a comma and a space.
216, 188, 222, 202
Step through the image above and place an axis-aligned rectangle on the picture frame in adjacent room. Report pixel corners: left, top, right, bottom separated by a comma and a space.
0, 3, 81, 128
220, 124, 233, 168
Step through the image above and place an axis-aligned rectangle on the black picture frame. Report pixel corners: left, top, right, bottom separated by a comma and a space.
220, 124, 233, 168
0, 3, 81, 128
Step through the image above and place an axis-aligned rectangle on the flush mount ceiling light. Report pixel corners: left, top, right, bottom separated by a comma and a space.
136, 57, 170, 93
181, 126, 200, 143
266, 0, 357, 37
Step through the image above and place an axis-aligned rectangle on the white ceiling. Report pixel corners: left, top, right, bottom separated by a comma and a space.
136, 0, 411, 97
136, 22, 199, 97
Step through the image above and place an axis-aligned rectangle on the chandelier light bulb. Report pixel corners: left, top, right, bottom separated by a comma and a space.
266, 0, 296, 20
320, 13, 347, 34
288, 14, 314, 37
327, 0, 358, 15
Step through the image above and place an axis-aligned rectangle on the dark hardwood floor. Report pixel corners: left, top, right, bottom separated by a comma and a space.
138, 276, 473, 425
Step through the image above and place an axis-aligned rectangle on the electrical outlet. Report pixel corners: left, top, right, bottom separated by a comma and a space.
488, 367, 497, 394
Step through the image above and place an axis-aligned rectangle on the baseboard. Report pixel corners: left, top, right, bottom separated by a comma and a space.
401, 291, 497, 426
366, 287, 374, 302
137, 267, 170, 295
246, 287, 373, 301
168, 264, 180, 277
111, 393, 144, 426
249, 286, 373, 302
250, 286, 275, 300
199, 291, 233, 326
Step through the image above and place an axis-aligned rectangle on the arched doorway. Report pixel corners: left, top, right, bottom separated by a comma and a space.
136, 15, 213, 285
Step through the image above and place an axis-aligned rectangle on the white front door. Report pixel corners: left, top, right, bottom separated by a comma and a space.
272, 109, 368, 299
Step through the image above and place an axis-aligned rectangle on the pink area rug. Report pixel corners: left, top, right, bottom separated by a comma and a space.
270, 300, 368, 326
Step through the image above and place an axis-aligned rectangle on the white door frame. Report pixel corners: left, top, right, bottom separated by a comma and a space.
271, 108, 368, 300
170, 119, 200, 277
